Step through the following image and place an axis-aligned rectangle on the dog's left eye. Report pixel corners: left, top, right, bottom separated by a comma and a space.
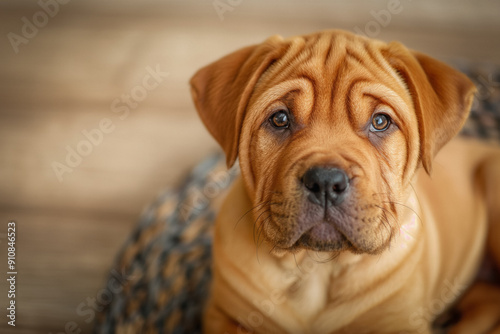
371, 113, 391, 132
270, 110, 290, 128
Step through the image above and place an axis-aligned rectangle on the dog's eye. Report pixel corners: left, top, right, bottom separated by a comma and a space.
270, 110, 290, 128
371, 113, 391, 132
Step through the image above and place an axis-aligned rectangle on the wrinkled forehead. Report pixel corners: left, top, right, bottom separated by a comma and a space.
251, 31, 412, 115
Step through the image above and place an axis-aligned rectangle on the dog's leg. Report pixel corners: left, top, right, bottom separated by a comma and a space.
448, 283, 500, 334
449, 153, 500, 334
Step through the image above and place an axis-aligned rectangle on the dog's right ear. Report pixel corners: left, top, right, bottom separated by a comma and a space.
190, 35, 285, 168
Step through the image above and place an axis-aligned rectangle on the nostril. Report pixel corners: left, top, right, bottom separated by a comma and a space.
304, 180, 320, 193
333, 183, 345, 193
331, 170, 349, 194
310, 183, 320, 193
303, 169, 323, 194
332, 179, 348, 193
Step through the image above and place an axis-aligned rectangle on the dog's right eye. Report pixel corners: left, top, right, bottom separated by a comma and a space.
270, 111, 290, 128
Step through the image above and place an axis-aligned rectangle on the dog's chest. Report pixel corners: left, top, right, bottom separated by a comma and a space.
245, 255, 378, 331
277, 261, 333, 321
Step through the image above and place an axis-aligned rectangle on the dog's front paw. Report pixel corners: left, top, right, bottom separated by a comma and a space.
447, 282, 500, 334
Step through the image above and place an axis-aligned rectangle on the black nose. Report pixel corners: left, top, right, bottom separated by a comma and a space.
302, 167, 349, 206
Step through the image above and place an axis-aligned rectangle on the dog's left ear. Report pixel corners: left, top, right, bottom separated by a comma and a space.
190, 35, 285, 168
382, 42, 476, 174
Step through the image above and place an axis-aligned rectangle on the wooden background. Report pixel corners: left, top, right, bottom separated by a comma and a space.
0, 1, 499, 333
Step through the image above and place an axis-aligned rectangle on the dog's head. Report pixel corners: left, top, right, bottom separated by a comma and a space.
190, 30, 475, 254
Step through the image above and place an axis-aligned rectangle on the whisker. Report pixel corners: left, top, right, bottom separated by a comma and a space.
383, 212, 395, 250
374, 204, 397, 224
234, 201, 274, 230
253, 210, 271, 245
303, 248, 341, 264
268, 243, 279, 255
255, 214, 273, 262
292, 252, 304, 273
381, 201, 423, 227
377, 202, 420, 244
314, 252, 340, 263
253, 215, 271, 248
409, 182, 424, 228
373, 204, 398, 250
381, 210, 393, 233
256, 214, 273, 246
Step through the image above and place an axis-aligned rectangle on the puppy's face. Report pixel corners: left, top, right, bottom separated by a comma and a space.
240, 49, 417, 254
191, 30, 475, 255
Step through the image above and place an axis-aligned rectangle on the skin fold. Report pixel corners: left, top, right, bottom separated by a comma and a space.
190, 30, 500, 334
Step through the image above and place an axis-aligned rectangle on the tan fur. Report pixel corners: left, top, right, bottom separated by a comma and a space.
190, 30, 500, 333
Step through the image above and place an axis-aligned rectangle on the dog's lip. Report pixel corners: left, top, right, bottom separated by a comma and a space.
287, 221, 353, 252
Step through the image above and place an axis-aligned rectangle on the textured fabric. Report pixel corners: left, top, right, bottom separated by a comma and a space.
94, 63, 500, 334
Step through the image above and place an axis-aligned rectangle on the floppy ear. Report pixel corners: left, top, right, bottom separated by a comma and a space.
382, 42, 476, 174
190, 35, 285, 168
